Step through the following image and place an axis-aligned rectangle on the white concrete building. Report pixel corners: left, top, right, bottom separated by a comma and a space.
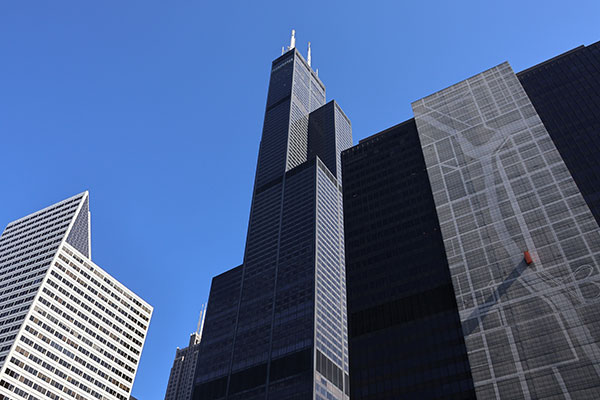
0, 192, 152, 400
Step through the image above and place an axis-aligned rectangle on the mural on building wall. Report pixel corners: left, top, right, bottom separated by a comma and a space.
412, 62, 600, 399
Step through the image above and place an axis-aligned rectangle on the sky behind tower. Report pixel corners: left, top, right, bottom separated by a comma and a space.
1, 1, 599, 398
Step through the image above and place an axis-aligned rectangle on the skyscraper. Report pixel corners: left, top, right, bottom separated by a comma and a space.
342, 121, 477, 400
517, 42, 600, 224
343, 41, 600, 399
165, 307, 206, 400
165, 333, 202, 400
193, 32, 352, 400
0, 192, 152, 400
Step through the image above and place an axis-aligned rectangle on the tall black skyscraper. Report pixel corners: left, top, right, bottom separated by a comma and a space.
193, 32, 352, 400
517, 41, 600, 224
343, 41, 600, 399
342, 121, 477, 399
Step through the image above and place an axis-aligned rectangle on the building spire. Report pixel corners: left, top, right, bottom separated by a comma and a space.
307, 42, 312, 67
288, 29, 296, 51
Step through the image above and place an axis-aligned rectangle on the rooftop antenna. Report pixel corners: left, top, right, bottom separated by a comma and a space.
281, 46, 285, 55
307, 42, 312, 67
196, 303, 206, 338
288, 29, 296, 51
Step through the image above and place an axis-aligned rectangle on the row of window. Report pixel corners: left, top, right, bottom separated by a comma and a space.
40, 283, 137, 374
0, 295, 35, 314
0, 285, 39, 317
2, 197, 80, 240
20, 317, 129, 400
49, 265, 143, 351
6, 197, 81, 232
0, 223, 67, 258
61, 247, 151, 322
13, 337, 120, 400
33, 300, 134, 385
0, 254, 54, 289
0, 237, 62, 267
8, 353, 102, 400
0, 277, 43, 303
0, 263, 48, 293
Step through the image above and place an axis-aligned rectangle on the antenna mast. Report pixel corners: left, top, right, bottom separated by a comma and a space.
196, 303, 206, 339
307, 42, 312, 67
288, 29, 296, 51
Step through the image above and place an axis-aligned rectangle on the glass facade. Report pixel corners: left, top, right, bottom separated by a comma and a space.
342, 121, 476, 399
193, 48, 352, 400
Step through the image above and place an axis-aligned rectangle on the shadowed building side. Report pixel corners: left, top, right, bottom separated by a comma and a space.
342, 121, 476, 400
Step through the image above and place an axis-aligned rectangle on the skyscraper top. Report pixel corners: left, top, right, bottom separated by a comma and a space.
282, 29, 313, 69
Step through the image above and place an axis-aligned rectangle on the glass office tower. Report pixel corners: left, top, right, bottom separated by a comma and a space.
193, 44, 352, 400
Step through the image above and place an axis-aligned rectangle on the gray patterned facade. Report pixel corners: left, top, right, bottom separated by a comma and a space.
412, 62, 600, 399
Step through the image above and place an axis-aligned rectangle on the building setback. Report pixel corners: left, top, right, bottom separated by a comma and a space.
193, 33, 352, 400
343, 41, 600, 399
0, 192, 152, 400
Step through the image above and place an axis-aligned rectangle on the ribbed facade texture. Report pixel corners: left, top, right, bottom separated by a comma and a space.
193, 47, 352, 400
0, 192, 152, 400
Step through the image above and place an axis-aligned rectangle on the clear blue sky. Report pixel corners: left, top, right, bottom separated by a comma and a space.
1, 1, 598, 398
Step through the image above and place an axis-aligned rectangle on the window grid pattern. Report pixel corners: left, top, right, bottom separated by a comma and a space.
255, 54, 294, 188
315, 161, 349, 399
269, 164, 315, 361
518, 41, 600, 225
65, 197, 90, 259
194, 267, 243, 384
286, 55, 325, 172
0, 242, 152, 400
230, 182, 282, 372
0, 193, 86, 367
334, 103, 352, 182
